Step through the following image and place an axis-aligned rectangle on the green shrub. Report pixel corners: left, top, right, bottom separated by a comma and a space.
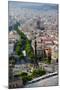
22, 76, 28, 85
20, 72, 28, 76
38, 69, 46, 76
27, 75, 32, 81
19, 72, 32, 85
19, 72, 28, 84
31, 69, 38, 78
31, 68, 46, 78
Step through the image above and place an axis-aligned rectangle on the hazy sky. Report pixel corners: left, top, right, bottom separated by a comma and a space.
8, 1, 58, 11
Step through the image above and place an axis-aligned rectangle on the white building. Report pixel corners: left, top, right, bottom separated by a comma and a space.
9, 30, 20, 43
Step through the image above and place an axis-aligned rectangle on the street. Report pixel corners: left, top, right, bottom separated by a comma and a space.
25, 75, 58, 87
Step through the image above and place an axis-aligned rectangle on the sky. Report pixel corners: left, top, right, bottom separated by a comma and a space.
8, 1, 58, 11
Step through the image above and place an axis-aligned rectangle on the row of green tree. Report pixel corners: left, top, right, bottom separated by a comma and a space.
14, 23, 34, 62
13, 22, 51, 66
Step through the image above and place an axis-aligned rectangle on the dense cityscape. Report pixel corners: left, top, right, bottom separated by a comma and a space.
8, 1, 58, 88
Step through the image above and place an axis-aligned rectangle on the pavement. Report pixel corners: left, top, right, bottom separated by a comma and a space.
39, 63, 58, 73
25, 74, 58, 88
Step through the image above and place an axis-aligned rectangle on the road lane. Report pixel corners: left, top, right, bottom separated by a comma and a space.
25, 75, 58, 87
